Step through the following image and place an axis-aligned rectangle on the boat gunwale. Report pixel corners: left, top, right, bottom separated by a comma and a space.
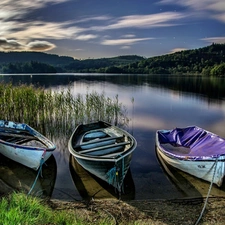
0, 123, 56, 151
68, 121, 137, 162
0, 137, 56, 151
69, 143, 136, 162
156, 145, 225, 162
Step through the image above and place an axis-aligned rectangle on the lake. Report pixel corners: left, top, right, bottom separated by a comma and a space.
1, 73, 225, 201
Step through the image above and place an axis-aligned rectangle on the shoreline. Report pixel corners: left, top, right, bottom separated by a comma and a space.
49, 196, 225, 225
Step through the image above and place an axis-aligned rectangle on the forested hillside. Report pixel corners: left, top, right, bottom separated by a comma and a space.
0, 53, 144, 74
0, 43, 224, 75
118, 43, 225, 75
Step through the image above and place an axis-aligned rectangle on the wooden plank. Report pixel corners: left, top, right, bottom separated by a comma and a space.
98, 152, 124, 158
0, 132, 37, 141
75, 135, 124, 148
78, 141, 130, 154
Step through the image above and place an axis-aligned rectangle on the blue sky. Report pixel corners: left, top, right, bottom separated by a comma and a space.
0, 0, 225, 59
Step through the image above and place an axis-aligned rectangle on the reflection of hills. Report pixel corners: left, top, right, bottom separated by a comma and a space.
0, 154, 57, 198
69, 154, 135, 200
1, 74, 225, 101
156, 147, 225, 198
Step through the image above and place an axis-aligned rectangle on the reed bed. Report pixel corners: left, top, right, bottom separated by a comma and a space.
0, 82, 129, 137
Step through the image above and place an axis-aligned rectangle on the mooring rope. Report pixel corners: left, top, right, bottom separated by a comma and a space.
28, 150, 46, 195
194, 157, 219, 225
106, 166, 117, 185
120, 156, 125, 193
106, 155, 125, 195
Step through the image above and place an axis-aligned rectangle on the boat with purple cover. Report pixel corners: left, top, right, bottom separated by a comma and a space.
156, 126, 225, 187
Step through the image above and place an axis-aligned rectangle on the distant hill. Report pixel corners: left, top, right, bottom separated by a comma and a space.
64, 55, 145, 72
0, 52, 74, 67
0, 44, 225, 75
0, 52, 144, 73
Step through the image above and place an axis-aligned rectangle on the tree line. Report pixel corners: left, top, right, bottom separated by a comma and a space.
0, 43, 224, 76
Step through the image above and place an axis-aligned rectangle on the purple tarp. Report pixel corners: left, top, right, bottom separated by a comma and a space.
157, 126, 225, 158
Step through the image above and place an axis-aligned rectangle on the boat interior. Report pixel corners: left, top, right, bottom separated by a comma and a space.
0, 128, 44, 147
74, 128, 132, 157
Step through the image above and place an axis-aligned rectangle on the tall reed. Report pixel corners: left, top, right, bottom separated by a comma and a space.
0, 82, 129, 138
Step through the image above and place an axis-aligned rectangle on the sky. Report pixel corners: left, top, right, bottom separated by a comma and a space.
0, 0, 225, 59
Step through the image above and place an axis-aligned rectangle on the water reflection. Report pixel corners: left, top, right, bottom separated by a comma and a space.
1, 74, 225, 200
69, 154, 135, 200
156, 148, 225, 198
1, 74, 225, 103
0, 154, 57, 198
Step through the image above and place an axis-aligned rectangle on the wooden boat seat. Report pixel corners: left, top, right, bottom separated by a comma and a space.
78, 141, 131, 154
0, 132, 38, 143
99, 151, 125, 158
75, 135, 124, 148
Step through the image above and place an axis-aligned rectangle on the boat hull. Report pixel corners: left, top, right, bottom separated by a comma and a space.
69, 154, 135, 200
74, 151, 133, 191
0, 145, 52, 171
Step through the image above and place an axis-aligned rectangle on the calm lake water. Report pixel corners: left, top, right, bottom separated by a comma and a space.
1, 74, 225, 201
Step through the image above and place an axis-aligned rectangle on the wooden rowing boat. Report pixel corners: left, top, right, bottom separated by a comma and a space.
68, 121, 137, 193
0, 120, 56, 170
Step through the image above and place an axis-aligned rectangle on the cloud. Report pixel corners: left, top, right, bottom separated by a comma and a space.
159, 0, 225, 23
169, 48, 188, 54
93, 12, 185, 31
101, 37, 154, 46
201, 37, 225, 44
75, 16, 112, 24
121, 46, 131, 49
0, 38, 56, 51
121, 34, 136, 38
5, 21, 86, 40
0, 38, 24, 50
1, 6, 182, 52
75, 34, 98, 41
212, 13, 225, 23
27, 40, 56, 51
0, 0, 70, 21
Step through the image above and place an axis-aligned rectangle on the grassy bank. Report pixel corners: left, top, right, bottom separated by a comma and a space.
0, 192, 118, 225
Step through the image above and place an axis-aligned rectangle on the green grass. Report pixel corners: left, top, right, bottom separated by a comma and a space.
0, 192, 77, 225
0, 82, 130, 137
0, 192, 122, 225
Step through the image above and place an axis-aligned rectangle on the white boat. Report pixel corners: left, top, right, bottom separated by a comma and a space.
0, 120, 56, 170
156, 126, 225, 187
68, 121, 137, 193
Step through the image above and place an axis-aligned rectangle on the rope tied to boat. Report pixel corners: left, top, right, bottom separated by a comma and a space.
106, 166, 117, 185
194, 157, 219, 225
119, 154, 125, 193
28, 149, 47, 195
106, 155, 125, 194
